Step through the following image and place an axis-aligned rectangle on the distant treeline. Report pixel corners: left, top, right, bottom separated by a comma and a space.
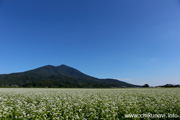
156, 84, 180, 88
141, 84, 180, 88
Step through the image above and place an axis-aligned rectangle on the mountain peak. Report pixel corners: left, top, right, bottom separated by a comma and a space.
60, 64, 67, 66
59, 64, 69, 68
42, 64, 71, 68
26, 64, 88, 78
43, 65, 55, 67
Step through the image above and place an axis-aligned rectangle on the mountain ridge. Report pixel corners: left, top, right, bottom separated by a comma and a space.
0, 64, 140, 88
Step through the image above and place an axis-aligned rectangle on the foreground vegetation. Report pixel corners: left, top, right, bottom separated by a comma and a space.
0, 88, 179, 119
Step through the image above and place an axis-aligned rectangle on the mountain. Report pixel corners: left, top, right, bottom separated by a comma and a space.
0, 64, 139, 88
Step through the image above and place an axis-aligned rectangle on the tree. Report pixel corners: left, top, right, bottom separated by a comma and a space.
142, 84, 149, 88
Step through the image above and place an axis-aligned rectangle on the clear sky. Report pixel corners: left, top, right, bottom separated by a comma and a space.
0, 0, 180, 86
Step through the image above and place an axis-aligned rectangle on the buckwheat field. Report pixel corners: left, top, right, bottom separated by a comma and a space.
0, 88, 179, 120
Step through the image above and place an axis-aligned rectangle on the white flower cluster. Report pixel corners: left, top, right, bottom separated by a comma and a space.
0, 88, 179, 119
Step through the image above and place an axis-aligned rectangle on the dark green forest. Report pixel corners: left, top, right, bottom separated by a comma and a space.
0, 65, 139, 88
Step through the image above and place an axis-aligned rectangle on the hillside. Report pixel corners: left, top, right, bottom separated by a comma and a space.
0, 65, 139, 88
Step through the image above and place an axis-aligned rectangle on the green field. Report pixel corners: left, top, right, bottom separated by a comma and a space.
0, 88, 179, 120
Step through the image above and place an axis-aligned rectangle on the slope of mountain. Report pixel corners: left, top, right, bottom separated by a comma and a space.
0, 65, 139, 88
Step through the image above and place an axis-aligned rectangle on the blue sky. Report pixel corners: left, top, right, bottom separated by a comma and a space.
0, 0, 180, 86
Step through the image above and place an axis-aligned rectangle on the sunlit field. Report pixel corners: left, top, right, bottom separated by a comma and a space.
0, 88, 179, 119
